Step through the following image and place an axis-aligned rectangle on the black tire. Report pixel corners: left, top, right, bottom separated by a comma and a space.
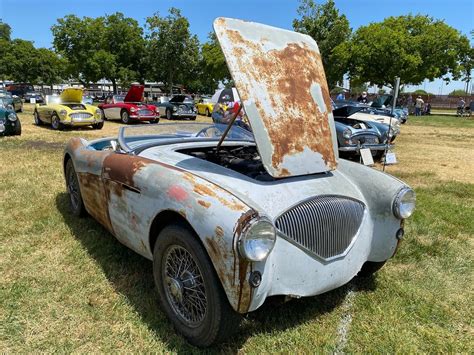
65, 159, 86, 217
190, 116, 197, 121
93, 121, 104, 129
357, 261, 386, 277
14, 120, 22, 136
101, 108, 107, 121
51, 113, 64, 130
151, 118, 159, 124
121, 110, 130, 124
205, 108, 210, 117
34, 110, 43, 126
166, 109, 172, 120
153, 224, 240, 347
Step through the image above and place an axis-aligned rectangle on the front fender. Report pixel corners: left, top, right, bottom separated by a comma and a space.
338, 159, 408, 261
109, 158, 258, 314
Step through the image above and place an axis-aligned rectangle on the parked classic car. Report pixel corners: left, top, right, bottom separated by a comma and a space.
5, 83, 34, 98
0, 90, 23, 112
0, 98, 21, 136
195, 98, 215, 116
24, 91, 45, 104
34, 88, 103, 130
152, 95, 197, 120
98, 85, 159, 124
63, 18, 416, 346
333, 105, 393, 161
335, 100, 401, 139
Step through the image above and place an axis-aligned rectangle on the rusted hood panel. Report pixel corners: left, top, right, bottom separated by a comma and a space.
214, 17, 338, 178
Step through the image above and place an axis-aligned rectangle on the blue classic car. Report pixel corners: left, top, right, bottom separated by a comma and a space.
152, 95, 197, 120
333, 104, 394, 161
0, 98, 21, 136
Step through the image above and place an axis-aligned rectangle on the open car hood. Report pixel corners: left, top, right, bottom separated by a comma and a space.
214, 17, 337, 178
332, 104, 367, 118
60, 88, 83, 103
124, 84, 144, 103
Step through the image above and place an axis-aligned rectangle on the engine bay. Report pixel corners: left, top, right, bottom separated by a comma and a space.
178, 145, 274, 181
63, 103, 86, 110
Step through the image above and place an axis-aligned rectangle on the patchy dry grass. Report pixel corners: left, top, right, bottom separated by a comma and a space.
1, 107, 473, 352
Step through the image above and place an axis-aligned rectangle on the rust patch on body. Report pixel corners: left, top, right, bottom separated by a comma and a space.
221, 25, 337, 175
77, 172, 114, 233
188, 177, 246, 211
198, 199, 211, 208
215, 226, 224, 238
102, 154, 152, 188
232, 209, 259, 313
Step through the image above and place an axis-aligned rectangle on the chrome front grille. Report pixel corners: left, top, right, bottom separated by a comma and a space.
275, 196, 365, 260
70, 112, 93, 120
138, 109, 153, 116
352, 134, 379, 145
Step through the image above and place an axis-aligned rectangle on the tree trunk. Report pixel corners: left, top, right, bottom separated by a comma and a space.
112, 78, 117, 94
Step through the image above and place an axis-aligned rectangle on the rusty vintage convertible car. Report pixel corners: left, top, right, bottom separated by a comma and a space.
63, 18, 416, 346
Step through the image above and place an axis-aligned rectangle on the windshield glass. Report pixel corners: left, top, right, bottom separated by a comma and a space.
118, 123, 254, 152
114, 95, 125, 103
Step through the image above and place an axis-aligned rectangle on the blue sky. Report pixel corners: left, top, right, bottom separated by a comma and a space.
1, 0, 473, 92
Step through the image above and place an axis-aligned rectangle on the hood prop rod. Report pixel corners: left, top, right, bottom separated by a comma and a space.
215, 104, 243, 154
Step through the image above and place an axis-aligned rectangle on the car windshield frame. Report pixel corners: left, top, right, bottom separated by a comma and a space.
117, 122, 254, 154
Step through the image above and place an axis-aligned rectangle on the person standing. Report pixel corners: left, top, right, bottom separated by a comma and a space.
415, 96, 424, 116
336, 92, 345, 101
357, 91, 368, 103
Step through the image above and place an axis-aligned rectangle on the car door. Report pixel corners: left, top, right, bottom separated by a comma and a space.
101, 153, 148, 253
101, 97, 114, 120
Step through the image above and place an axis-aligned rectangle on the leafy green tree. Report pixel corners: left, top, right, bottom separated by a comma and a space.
146, 8, 200, 94
344, 15, 471, 88
448, 89, 468, 96
199, 32, 231, 92
34, 48, 68, 88
2, 39, 38, 82
293, 0, 351, 88
0, 20, 11, 41
52, 13, 145, 92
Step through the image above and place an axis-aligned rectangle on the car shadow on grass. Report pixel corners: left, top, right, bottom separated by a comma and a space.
56, 192, 378, 352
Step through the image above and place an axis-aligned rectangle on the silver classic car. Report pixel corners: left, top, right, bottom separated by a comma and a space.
63, 18, 416, 346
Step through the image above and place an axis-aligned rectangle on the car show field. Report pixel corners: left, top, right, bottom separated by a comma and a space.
1, 103, 472, 352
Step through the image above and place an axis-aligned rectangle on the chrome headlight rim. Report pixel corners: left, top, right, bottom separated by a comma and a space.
238, 217, 276, 262
59, 109, 67, 117
172, 106, 178, 112
342, 128, 352, 139
7, 104, 14, 110
7, 112, 17, 121
95, 108, 102, 118
393, 187, 416, 219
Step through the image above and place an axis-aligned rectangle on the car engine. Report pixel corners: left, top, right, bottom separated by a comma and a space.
178, 145, 274, 181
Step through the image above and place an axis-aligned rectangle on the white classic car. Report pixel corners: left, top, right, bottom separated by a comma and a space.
63, 18, 416, 346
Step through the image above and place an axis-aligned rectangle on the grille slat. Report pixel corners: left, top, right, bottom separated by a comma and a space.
138, 109, 153, 116
70, 112, 93, 120
275, 196, 365, 260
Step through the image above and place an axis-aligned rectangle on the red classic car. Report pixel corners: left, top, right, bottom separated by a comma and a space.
98, 85, 159, 124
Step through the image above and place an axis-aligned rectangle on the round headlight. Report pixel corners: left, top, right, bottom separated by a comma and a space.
7, 113, 17, 121
238, 218, 276, 261
95, 108, 102, 117
173, 106, 178, 112
7, 104, 13, 110
393, 187, 416, 219
59, 109, 67, 116
130, 107, 137, 112
342, 128, 351, 139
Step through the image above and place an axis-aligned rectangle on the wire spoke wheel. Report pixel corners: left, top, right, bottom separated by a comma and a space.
67, 165, 80, 211
162, 245, 207, 327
